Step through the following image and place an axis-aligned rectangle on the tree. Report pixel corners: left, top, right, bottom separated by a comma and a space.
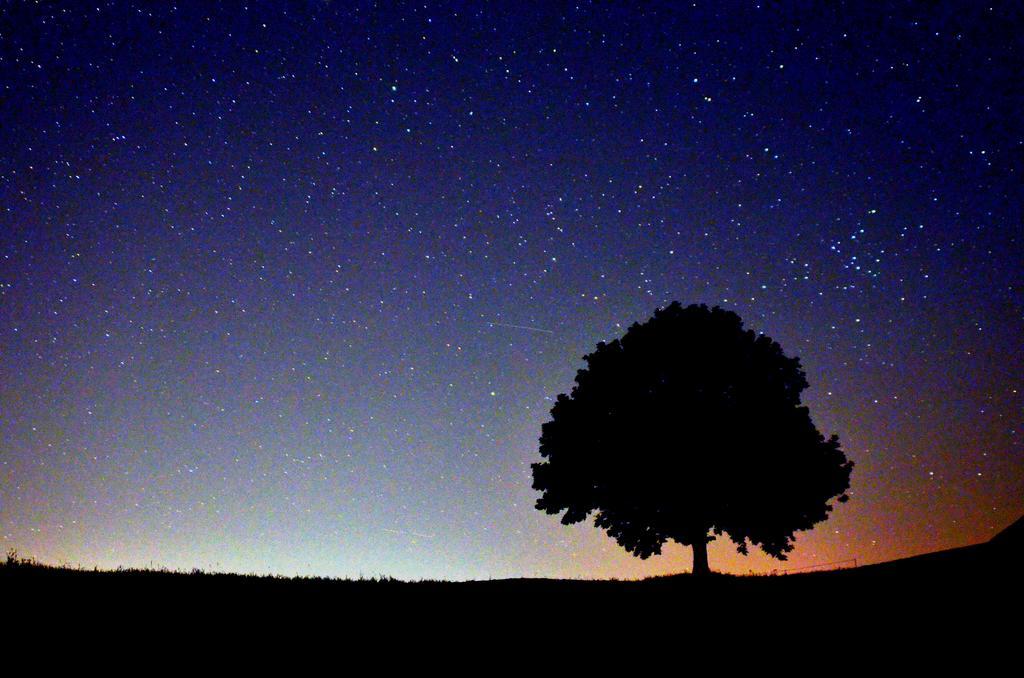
532, 302, 853, 575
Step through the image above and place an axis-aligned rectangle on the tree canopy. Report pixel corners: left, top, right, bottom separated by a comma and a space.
531, 302, 853, 574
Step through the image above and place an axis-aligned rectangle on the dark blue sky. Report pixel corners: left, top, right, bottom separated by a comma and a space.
1, 1, 1021, 579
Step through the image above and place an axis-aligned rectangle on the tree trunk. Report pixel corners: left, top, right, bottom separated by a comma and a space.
691, 537, 710, 576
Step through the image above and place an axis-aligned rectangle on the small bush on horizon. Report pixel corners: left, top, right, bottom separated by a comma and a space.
4, 548, 38, 569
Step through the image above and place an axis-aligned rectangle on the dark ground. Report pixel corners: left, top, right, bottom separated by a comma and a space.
5, 517, 1020, 622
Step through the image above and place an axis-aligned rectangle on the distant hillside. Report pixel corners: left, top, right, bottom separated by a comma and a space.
989, 513, 1024, 553
818, 513, 1020, 579
3, 514, 1021, 597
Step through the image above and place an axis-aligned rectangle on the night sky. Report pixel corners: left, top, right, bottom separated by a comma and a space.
1, 1, 1021, 581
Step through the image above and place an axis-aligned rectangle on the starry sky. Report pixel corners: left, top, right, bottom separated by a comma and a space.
1, 1, 1021, 580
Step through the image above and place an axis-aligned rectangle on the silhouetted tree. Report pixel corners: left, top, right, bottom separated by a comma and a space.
532, 302, 853, 575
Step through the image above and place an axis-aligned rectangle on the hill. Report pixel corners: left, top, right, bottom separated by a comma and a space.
4, 515, 1020, 623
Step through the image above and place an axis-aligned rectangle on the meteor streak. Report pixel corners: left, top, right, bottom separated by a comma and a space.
487, 321, 554, 334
